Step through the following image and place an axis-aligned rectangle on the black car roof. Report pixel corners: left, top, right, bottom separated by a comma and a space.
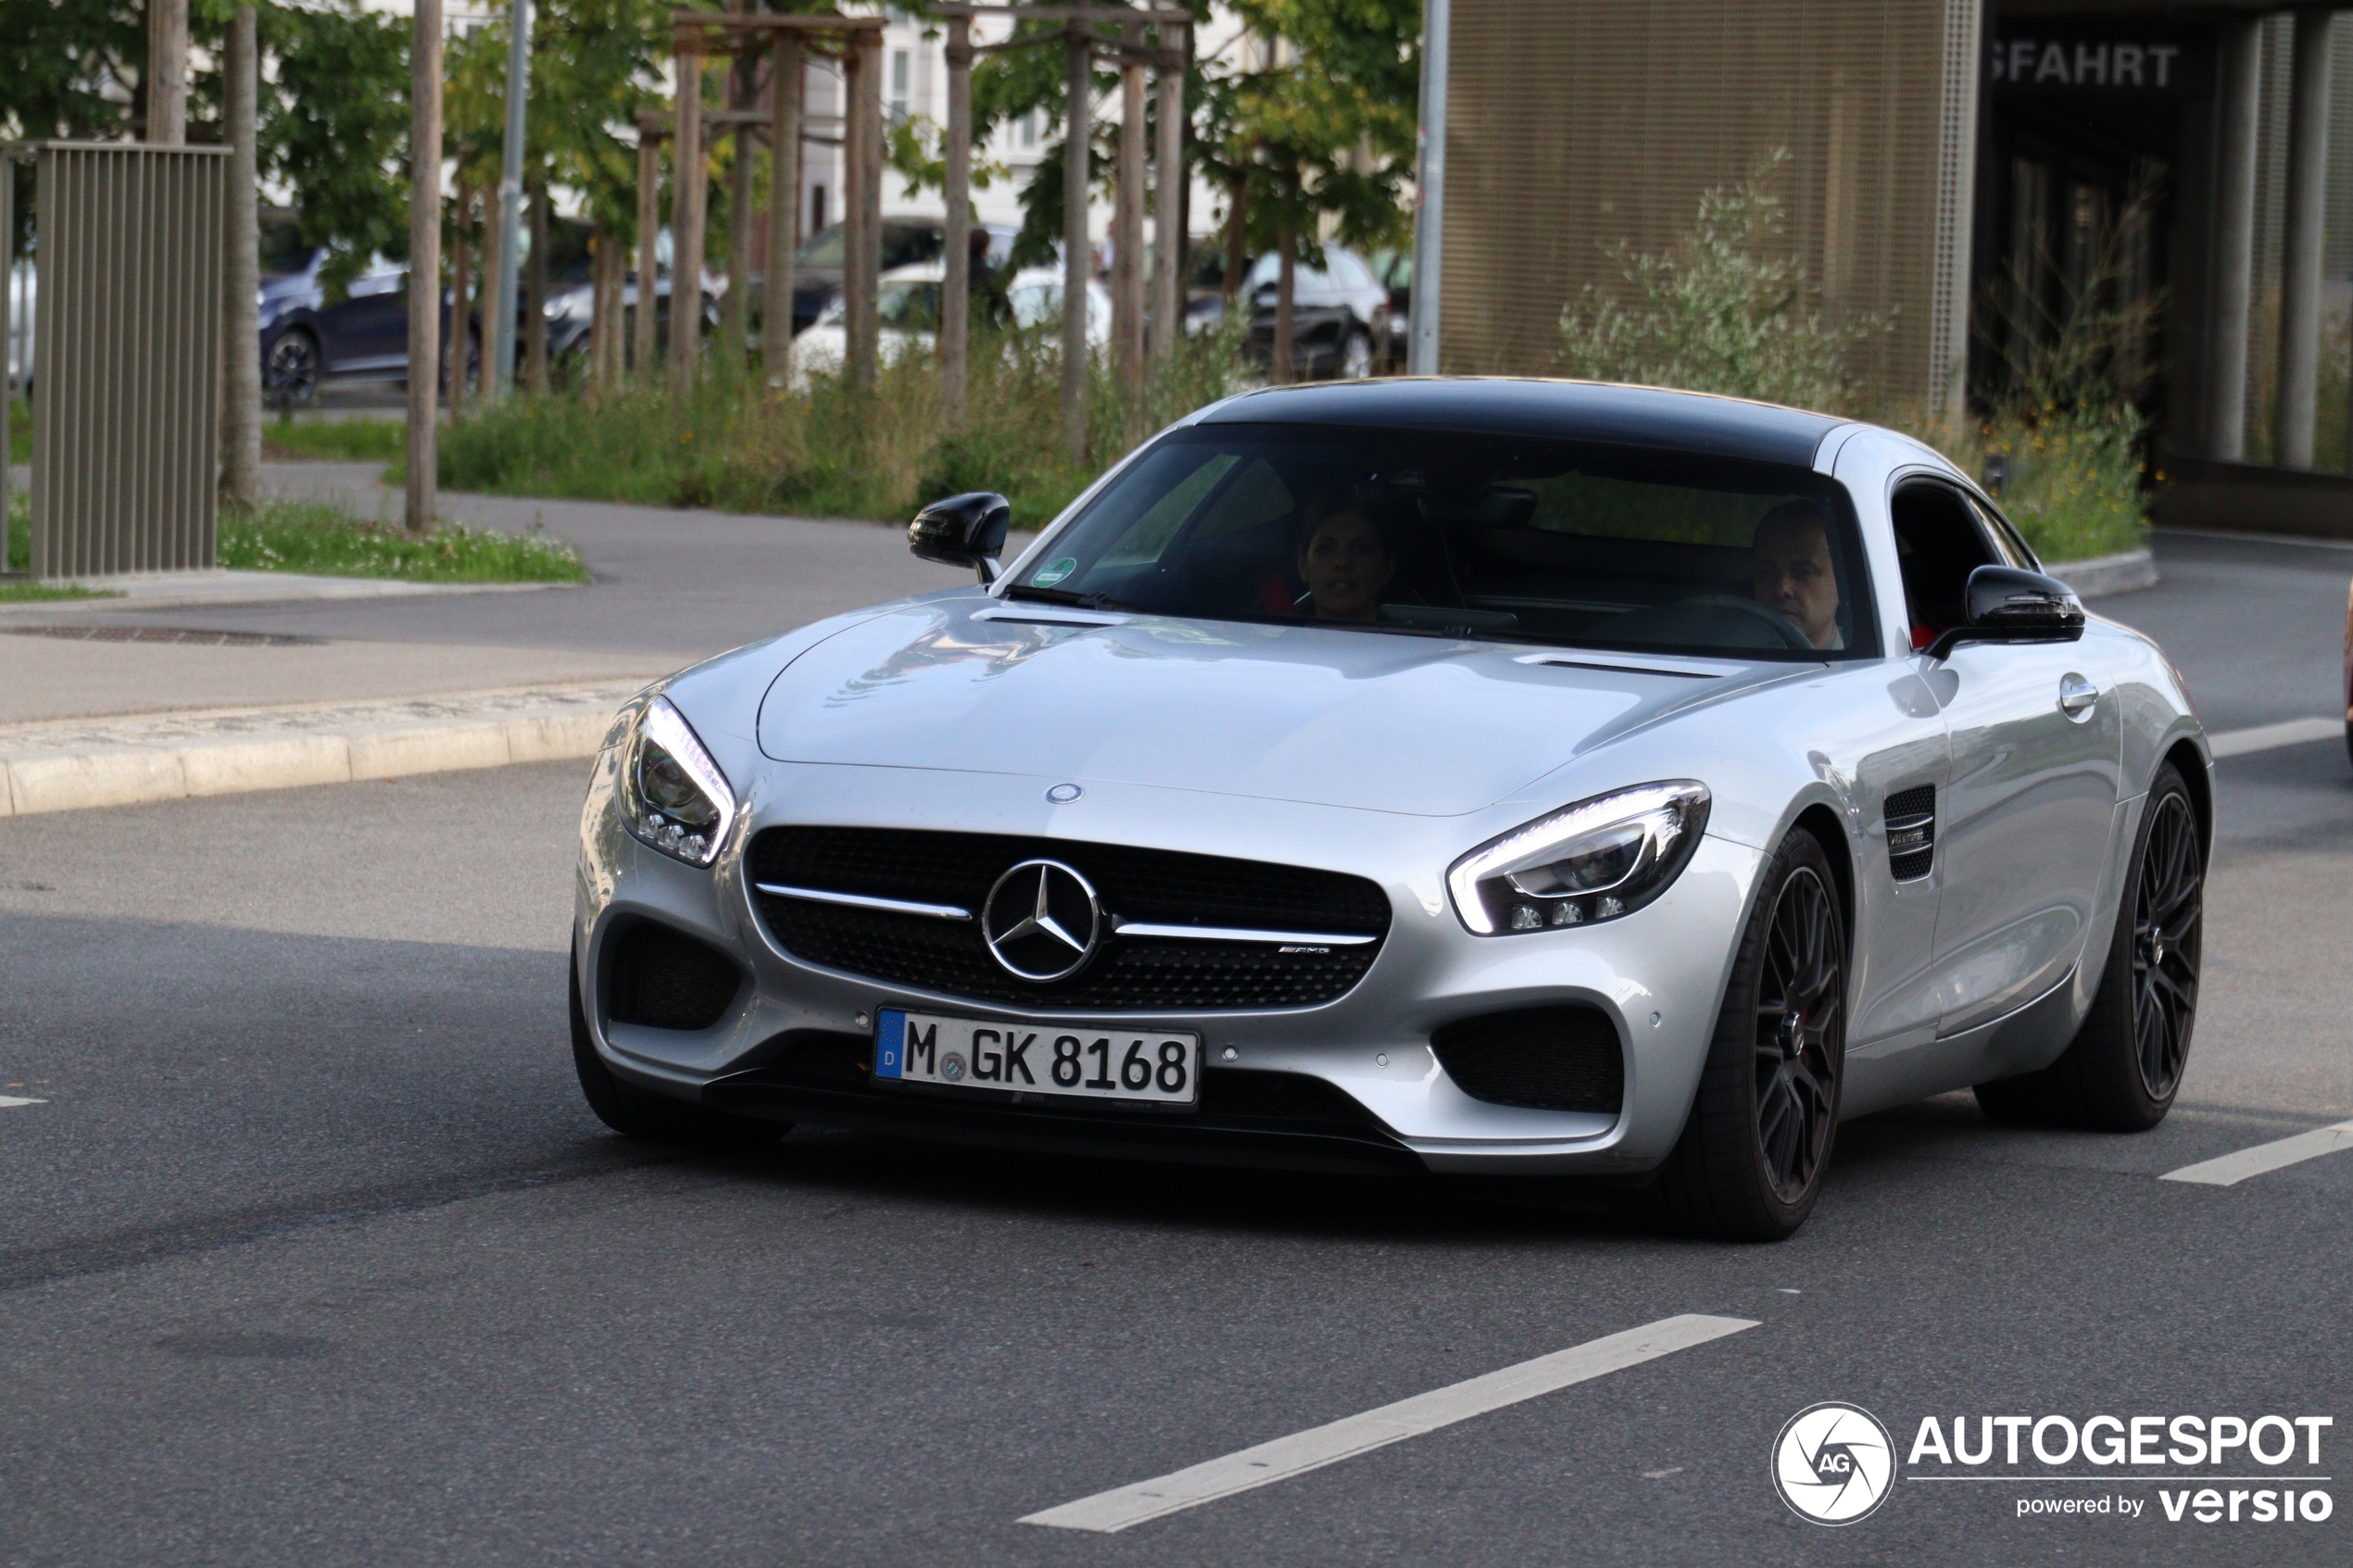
1198, 378, 1846, 468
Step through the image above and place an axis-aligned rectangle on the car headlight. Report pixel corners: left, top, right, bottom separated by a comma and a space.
618, 697, 737, 867
1448, 781, 1711, 935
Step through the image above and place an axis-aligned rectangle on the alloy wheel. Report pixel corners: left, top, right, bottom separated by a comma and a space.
2130, 792, 2202, 1099
266, 332, 320, 406
1753, 866, 1843, 1204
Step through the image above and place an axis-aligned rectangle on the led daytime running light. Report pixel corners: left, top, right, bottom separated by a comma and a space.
623, 697, 738, 867
1448, 781, 1711, 935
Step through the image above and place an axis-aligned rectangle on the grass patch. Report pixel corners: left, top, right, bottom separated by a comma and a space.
3, 493, 110, 598
220, 497, 589, 583
438, 324, 1250, 530
263, 414, 409, 466
1943, 408, 2149, 563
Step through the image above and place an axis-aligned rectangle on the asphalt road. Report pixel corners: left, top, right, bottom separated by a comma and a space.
2, 531, 2349, 1566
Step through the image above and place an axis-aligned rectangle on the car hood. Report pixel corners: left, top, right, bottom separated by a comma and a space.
756, 597, 1769, 817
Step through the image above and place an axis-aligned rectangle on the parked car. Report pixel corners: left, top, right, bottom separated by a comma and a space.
565, 378, 2211, 1242
1239, 245, 1390, 379
750, 218, 1016, 342
790, 261, 1112, 386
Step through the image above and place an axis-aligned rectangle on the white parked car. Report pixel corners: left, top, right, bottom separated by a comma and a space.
790, 263, 1113, 387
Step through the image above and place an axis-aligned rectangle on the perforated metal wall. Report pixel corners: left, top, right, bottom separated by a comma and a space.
29, 144, 225, 579
1439, 0, 1978, 413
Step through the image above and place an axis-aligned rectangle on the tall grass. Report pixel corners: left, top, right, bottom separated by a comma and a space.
439, 323, 1251, 531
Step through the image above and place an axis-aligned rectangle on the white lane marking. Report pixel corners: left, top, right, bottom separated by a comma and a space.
2208, 717, 2344, 758
0, 1096, 47, 1109
1019, 1313, 1758, 1534
2160, 1120, 2353, 1185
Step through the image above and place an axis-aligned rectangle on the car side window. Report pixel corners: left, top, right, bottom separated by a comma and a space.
1965, 495, 2039, 571
1889, 481, 2000, 646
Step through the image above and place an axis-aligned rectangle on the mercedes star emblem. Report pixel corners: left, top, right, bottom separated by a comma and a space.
981, 859, 1102, 982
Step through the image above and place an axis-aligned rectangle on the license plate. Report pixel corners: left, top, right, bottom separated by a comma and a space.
874, 1009, 1202, 1107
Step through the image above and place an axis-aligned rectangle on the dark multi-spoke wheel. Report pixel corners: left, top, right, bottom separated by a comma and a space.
1650, 828, 1848, 1241
1754, 868, 1843, 1205
265, 329, 321, 408
1976, 761, 2205, 1131
2130, 790, 2202, 1100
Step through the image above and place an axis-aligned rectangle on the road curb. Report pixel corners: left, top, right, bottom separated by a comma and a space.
0, 684, 642, 818
2046, 547, 2158, 597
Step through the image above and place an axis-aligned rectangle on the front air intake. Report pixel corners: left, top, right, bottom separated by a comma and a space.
1885, 784, 1936, 882
1430, 1006, 1624, 1115
605, 922, 742, 1032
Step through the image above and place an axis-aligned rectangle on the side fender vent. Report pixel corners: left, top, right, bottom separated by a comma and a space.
1885, 784, 1937, 882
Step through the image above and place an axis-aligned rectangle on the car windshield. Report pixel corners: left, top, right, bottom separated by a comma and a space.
1009, 421, 1875, 660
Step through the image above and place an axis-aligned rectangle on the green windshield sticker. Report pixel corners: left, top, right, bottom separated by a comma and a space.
1033, 557, 1078, 587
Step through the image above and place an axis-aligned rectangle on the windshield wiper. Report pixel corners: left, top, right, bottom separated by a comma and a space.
999, 583, 1126, 610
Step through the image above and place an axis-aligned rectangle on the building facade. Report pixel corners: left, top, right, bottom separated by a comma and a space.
1437, 0, 2353, 483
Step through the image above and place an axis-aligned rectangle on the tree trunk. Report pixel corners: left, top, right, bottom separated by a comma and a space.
219, 5, 261, 510
478, 181, 506, 402
524, 175, 549, 393
1061, 26, 1091, 459
1272, 226, 1295, 383
1223, 167, 1247, 307
146, 0, 189, 144
406, 0, 443, 535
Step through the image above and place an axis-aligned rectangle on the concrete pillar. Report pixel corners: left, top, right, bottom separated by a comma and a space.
1062, 26, 1092, 459
942, 17, 972, 424
2208, 18, 2262, 461
1151, 33, 1185, 369
764, 37, 803, 391
670, 44, 708, 402
1407, 0, 1450, 374
2275, 9, 2334, 469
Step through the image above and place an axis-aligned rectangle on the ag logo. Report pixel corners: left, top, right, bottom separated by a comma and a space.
1772, 1402, 1895, 1525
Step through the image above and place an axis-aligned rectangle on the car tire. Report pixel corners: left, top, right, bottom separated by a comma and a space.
1974, 763, 2203, 1132
569, 959, 786, 1147
1647, 827, 1848, 1242
264, 328, 321, 408
1339, 329, 1374, 380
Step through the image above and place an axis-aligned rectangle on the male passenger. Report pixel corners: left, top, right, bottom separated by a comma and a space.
1751, 498, 1843, 650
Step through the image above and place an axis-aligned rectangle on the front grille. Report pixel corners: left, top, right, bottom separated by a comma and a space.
605, 922, 742, 1031
1431, 1006, 1624, 1114
1885, 784, 1936, 882
748, 827, 1390, 1010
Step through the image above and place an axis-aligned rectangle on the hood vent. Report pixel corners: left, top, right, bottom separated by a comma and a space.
1885, 785, 1936, 882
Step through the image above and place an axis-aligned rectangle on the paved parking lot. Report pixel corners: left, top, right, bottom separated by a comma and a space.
1, 530, 2347, 1566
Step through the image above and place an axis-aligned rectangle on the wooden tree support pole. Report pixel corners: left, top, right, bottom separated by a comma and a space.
1061, 23, 1092, 459
942, 15, 974, 426
669, 44, 708, 403
447, 182, 472, 416
763, 36, 803, 390
1151, 37, 1185, 370
634, 132, 661, 379
1114, 22, 1146, 407
848, 31, 883, 392
724, 21, 759, 376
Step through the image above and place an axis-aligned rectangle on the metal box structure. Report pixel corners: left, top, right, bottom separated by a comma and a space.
27, 144, 226, 578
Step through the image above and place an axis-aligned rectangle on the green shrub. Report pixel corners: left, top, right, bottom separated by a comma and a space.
438, 320, 1250, 529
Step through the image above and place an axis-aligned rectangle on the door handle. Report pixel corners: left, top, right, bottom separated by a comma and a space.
2057, 672, 2097, 721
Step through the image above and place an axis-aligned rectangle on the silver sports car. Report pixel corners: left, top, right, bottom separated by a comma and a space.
569, 381, 2209, 1240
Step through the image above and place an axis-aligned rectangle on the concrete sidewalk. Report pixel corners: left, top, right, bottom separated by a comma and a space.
0, 680, 642, 817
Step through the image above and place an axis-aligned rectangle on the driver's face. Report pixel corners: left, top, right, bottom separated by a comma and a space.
1299, 511, 1396, 621
1752, 516, 1840, 649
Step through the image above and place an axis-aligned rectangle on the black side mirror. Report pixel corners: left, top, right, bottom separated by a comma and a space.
1926, 565, 2085, 659
909, 492, 1012, 584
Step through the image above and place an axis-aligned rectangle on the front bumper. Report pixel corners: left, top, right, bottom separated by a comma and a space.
573, 748, 1764, 1176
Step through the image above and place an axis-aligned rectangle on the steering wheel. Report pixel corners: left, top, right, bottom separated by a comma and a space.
1658, 594, 1818, 652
